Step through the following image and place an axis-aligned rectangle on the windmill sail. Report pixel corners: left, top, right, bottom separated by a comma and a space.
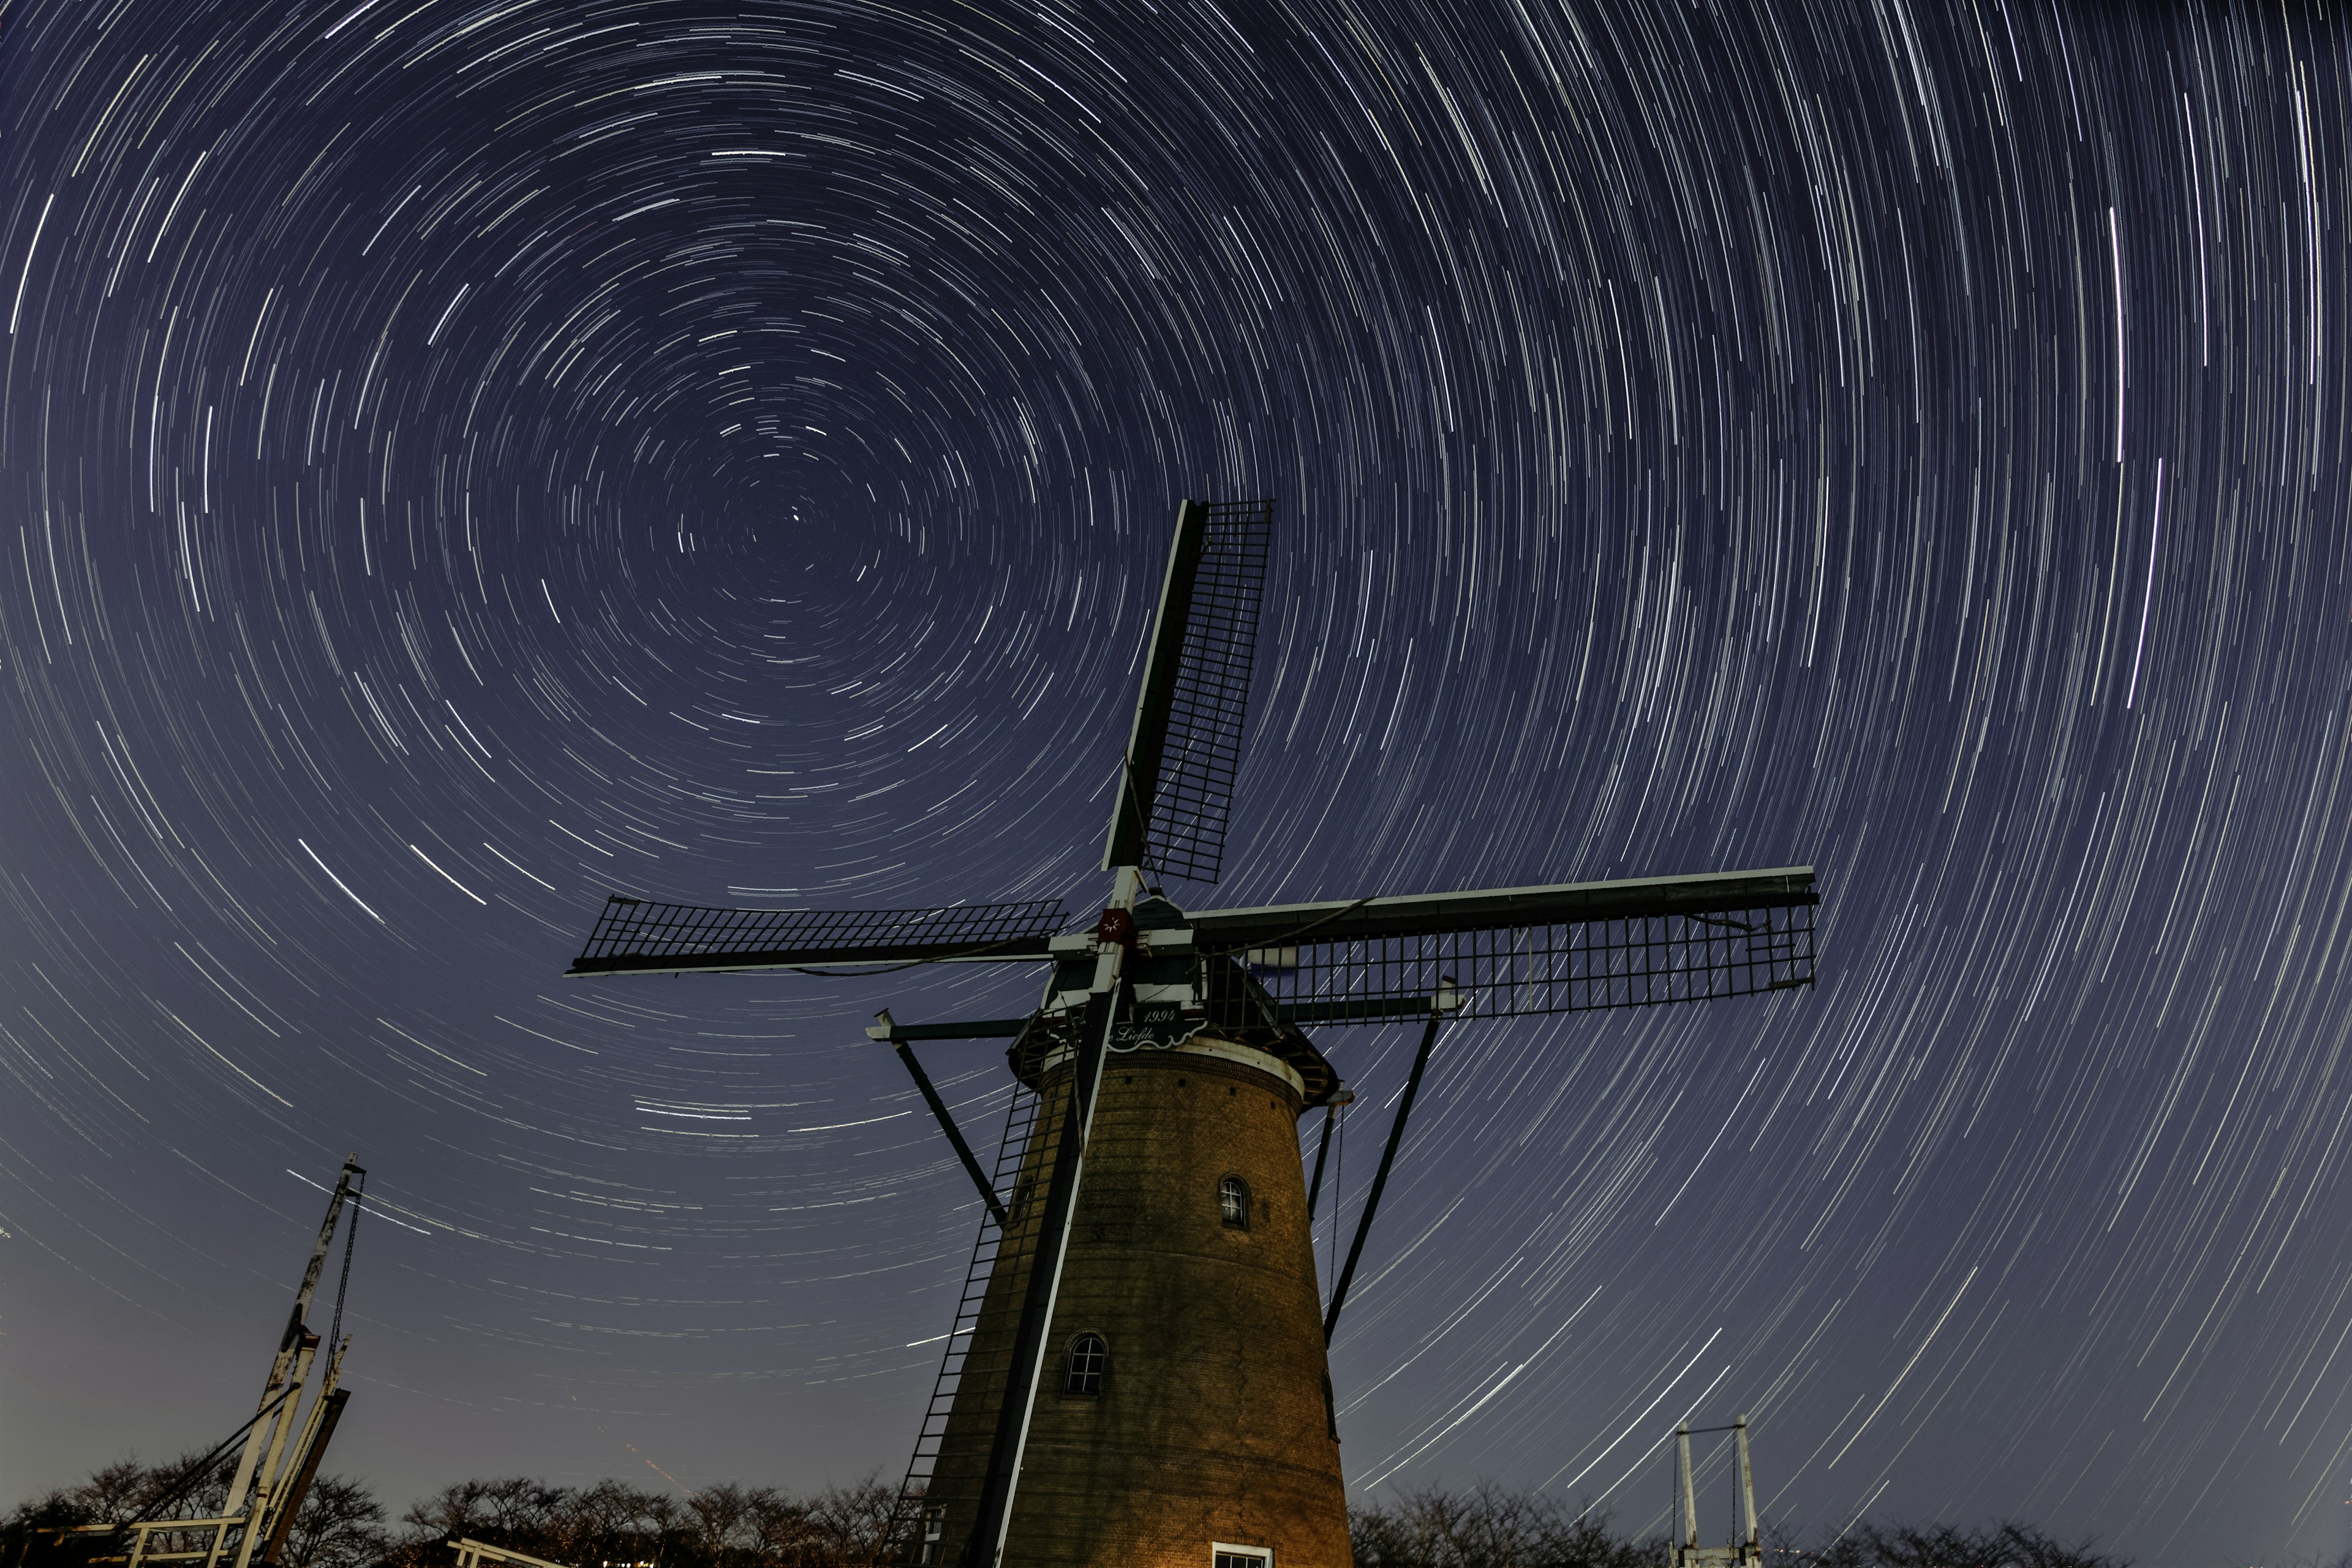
1102, 497, 1273, 884
1188, 866, 1817, 1022
565, 896, 1066, 975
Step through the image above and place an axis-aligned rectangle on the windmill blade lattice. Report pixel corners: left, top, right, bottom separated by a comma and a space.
565, 896, 1066, 975
1191, 867, 1817, 1022
1108, 497, 1273, 884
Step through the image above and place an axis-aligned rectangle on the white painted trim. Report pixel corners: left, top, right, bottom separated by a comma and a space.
1174, 1034, 1307, 1097
1035, 1031, 1306, 1097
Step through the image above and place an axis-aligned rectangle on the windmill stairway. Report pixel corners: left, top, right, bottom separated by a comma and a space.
895, 1079, 1042, 1550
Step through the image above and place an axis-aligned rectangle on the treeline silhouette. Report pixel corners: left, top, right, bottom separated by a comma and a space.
6, 1459, 2150, 1568
2, 1457, 388, 1568
1346, 1483, 2127, 1568
1, 1463, 900, 1568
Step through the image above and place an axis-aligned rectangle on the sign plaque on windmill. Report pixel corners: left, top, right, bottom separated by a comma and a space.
565, 497, 1820, 1568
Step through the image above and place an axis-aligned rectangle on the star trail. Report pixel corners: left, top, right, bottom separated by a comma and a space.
3, 1, 2350, 1562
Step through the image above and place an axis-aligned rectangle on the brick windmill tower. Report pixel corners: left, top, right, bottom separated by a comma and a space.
566, 500, 1819, 1568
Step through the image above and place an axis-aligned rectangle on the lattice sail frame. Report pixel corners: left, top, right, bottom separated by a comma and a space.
1224, 899, 1815, 1023
567, 897, 1066, 974
1141, 498, 1272, 884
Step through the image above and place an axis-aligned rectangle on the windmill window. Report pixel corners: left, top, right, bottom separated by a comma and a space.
1219, 1175, 1250, 1229
1213, 1547, 1272, 1568
1065, 1333, 1107, 1395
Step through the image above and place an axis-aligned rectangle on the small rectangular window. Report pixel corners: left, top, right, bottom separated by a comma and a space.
1213, 1546, 1271, 1568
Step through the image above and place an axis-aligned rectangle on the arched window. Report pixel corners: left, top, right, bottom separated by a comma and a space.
1219, 1175, 1250, 1229
1065, 1332, 1107, 1395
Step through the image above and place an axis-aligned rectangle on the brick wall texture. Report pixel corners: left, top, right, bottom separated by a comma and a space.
921, 1038, 1351, 1567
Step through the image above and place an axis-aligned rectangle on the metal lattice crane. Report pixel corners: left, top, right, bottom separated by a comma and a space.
56, 1159, 365, 1568
1674, 1417, 1764, 1568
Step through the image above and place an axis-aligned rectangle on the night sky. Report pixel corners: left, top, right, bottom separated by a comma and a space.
4, 0, 2350, 1561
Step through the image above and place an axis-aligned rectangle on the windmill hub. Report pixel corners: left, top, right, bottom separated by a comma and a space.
1009, 895, 1340, 1103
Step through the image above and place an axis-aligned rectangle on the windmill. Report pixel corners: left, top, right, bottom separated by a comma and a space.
565, 499, 1818, 1568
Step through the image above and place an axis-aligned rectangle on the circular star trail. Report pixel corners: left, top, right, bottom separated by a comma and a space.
4, 2, 2350, 1561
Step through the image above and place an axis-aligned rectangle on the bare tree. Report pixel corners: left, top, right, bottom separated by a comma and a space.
280, 1477, 386, 1568
1346, 1487, 2130, 1568
398, 1478, 572, 1564
4, 1459, 384, 1568
795, 1479, 899, 1567
741, 1489, 818, 1564
375, 1475, 907, 1568
1350, 1483, 1660, 1568
558, 1477, 657, 1567
1811, 1521, 2125, 1568
684, 1483, 752, 1567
